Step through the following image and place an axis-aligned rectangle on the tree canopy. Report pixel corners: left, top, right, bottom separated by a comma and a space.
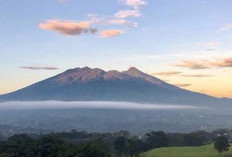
214, 136, 230, 157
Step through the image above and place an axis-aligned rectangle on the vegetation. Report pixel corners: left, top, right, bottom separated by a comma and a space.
0, 134, 111, 157
0, 129, 231, 157
214, 136, 230, 157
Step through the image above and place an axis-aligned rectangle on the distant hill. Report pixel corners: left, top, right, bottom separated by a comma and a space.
0, 67, 231, 106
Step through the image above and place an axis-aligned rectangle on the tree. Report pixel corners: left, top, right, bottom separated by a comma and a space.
183, 131, 209, 146
114, 136, 126, 157
214, 136, 230, 157
126, 138, 144, 157
146, 131, 168, 149
78, 143, 111, 157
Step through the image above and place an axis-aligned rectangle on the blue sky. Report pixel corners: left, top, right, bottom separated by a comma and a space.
0, 0, 232, 97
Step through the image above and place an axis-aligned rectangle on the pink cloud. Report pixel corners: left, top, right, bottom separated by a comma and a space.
39, 20, 98, 36
100, 29, 124, 38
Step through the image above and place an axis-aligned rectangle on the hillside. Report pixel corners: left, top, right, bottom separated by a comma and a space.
0, 67, 231, 106
141, 144, 232, 157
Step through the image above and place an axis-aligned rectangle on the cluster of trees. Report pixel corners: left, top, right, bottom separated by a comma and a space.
167, 131, 211, 146
0, 129, 231, 157
0, 134, 111, 157
113, 131, 168, 157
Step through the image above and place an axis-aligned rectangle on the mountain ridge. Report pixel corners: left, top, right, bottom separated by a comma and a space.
0, 67, 231, 106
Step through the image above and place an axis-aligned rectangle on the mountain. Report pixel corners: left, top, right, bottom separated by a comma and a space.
0, 67, 231, 106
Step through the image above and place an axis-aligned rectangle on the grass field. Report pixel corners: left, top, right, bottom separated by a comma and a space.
141, 144, 232, 157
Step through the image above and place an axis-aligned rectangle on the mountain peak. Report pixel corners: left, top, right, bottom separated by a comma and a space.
127, 67, 141, 73
62, 66, 91, 75
57, 67, 172, 88
124, 67, 146, 78
82, 66, 91, 71
54, 67, 105, 83
124, 67, 179, 89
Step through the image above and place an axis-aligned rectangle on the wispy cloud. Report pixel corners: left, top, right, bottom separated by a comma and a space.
115, 0, 147, 18
152, 71, 182, 76
176, 60, 210, 69
114, 10, 141, 18
88, 14, 138, 27
39, 20, 98, 36
152, 71, 213, 77
181, 74, 213, 77
19, 66, 59, 70
210, 58, 232, 68
174, 84, 192, 87
106, 19, 138, 27
175, 57, 232, 69
125, 0, 148, 9
100, 29, 124, 38
217, 24, 232, 33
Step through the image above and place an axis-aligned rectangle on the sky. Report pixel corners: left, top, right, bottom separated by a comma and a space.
0, 0, 232, 98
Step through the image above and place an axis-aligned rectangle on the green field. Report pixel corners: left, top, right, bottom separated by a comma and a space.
141, 144, 232, 157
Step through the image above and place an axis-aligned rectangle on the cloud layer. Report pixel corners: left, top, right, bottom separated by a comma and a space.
0, 101, 196, 110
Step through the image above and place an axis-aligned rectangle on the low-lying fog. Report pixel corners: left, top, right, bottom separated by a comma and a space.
0, 101, 200, 110
0, 101, 231, 135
